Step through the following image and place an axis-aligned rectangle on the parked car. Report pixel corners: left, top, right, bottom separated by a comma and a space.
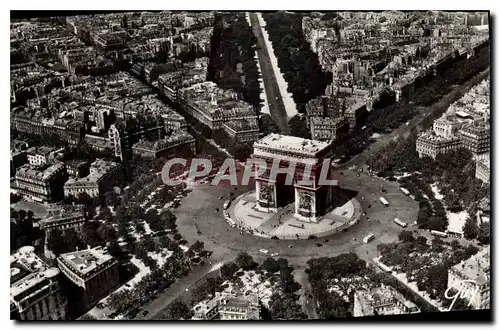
142, 310, 149, 316
316, 243, 323, 247
259, 249, 269, 254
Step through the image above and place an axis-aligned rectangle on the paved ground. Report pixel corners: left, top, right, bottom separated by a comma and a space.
11, 199, 48, 218
249, 12, 290, 134
175, 169, 417, 266
230, 191, 358, 239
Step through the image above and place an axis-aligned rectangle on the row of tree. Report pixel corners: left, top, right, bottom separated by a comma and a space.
463, 216, 490, 244
207, 13, 262, 110
306, 253, 366, 319
266, 256, 306, 320
10, 209, 41, 253
262, 12, 332, 113
378, 230, 480, 304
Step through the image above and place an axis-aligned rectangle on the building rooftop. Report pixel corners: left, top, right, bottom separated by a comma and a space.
355, 285, 418, 316
417, 131, 460, 143
58, 248, 113, 277
192, 291, 260, 320
10, 246, 60, 300
133, 131, 195, 152
41, 204, 85, 228
223, 118, 259, 132
65, 159, 119, 187
254, 133, 331, 156
15, 162, 65, 181
310, 116, 346, 125
26, 146, 56, 156
460, 123, 490, 136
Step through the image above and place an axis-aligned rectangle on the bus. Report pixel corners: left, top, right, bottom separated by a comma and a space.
223, 200, 231, 210
378, 262, 392, 273
363, 233, 375, 243
400, 187, 410, 196
227, 218, 236, 227
394, 218, 407, 228
431, 230, 448, 238
379, 197, 389, 207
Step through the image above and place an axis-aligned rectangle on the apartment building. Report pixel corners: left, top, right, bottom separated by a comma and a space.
10, 246, 67, 320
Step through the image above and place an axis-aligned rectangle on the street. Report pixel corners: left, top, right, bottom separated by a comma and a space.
249, 12, 291, 134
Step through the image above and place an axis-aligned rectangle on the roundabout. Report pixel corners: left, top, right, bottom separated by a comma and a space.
172, 169, 419, 266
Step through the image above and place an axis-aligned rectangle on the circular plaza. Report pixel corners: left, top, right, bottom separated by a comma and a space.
227, 189, 363, 240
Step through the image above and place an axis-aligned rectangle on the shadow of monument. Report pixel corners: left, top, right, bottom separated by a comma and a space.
330, 186, 359, 209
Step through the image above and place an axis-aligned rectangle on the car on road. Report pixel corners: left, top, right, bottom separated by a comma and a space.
185, 288, 189, 292
219, 196, 224, 200
96, 303, 105, 309
229, 192, 234, 197
288, 245, 294, 248
323, 239, 329, 243
381, 188, 388, 193
271, 252, 279, 257
260, 249, 269, 254
215, 208, 219, 212
315, 243, 323, 247
340, 172, 344, 175
142, 310, 149, 316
